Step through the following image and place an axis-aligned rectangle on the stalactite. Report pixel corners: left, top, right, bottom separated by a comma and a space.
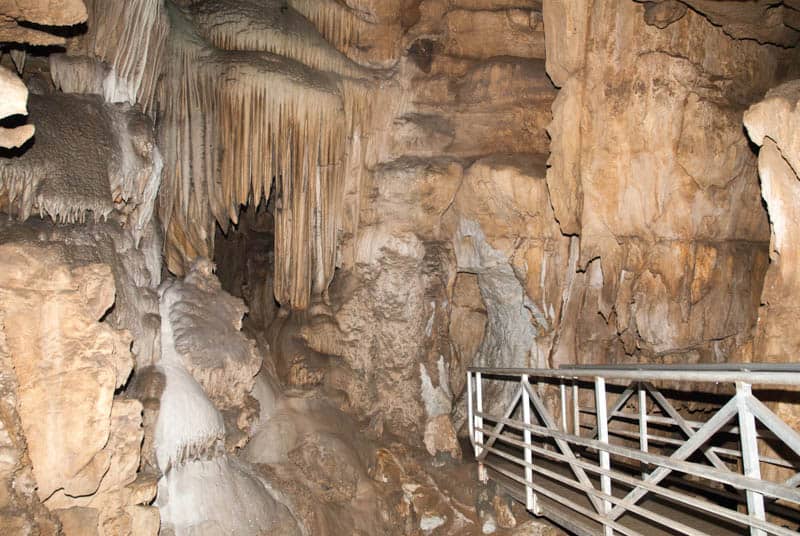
297, 0, 406, 68
0, 166, 114, 224
158, 5, 373, 309
286, 0, 398, 67
188, 0, 369, 79
288, 0, 362, 53
52, 0, 168, 113
9, 49, 25, 73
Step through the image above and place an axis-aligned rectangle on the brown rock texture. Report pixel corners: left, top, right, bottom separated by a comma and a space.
744, 80, 800, 362
639, 0, 800, 46
0, 244, 132, 501
541, 0, 795, 367
0, 242, 157, 535
0, 0, 86, 46
0, 299, 60, 535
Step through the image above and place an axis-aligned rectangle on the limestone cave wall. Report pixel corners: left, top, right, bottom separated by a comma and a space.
544, 0, 798, 368
0, 0, 799, 535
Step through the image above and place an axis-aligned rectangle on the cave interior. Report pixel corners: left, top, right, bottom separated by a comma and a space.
1, 0, 800, 535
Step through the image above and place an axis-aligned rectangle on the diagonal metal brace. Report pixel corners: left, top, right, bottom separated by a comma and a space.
746, 395, 800, 462
606, 394, 740, 522
522, 379, 605, 514
584, 383, 636, 440
476, 386, 523, 461
644, 382, 730, 473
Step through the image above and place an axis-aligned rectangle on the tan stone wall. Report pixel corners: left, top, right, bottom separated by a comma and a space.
542, 0, 795, 366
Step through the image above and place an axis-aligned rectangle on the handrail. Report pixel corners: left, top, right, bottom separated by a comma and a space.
467, 365, 800, 385
466, 365, 800, 536
566, 362, 800, 372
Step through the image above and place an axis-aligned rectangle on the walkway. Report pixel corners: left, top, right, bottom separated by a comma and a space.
466, 364, 800, 535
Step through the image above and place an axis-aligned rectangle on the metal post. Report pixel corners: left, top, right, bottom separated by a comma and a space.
639, 383, 648, 478
573, 382, 580, 437
476, 372, 486, 482
467, 371, 475, 451
464, 366, 800, 536
737, 382, 766, 536
522, 374, 540, 513
595, 376, 613, 536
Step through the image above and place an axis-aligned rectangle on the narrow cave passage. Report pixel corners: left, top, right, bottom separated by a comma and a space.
214, 202, 279, 330
1, 0, 800, 535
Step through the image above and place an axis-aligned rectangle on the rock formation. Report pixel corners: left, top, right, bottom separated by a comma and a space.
0, 0, 799, 534
745, 81, 800, 364
744, 81, 800, 475
0, 0, 87, 149
0, 238, 158, 535
542, 0, 795, 368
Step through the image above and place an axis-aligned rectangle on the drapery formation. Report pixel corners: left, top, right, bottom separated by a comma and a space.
50, 0, 168, 113
34, 0, 374, 308
158, 3, 371, 309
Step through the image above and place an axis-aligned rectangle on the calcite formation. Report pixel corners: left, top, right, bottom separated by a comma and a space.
745, 81, 800, 362
1, 0, 800, 534
0, 67, 33, 149
155, 261, 301, 535
154, 0, 377, 310
0, 0, 88, 149
0, 93, 161, 234
743, 82, 800, 475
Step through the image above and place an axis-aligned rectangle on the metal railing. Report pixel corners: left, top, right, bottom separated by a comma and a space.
466, 364, 800, 536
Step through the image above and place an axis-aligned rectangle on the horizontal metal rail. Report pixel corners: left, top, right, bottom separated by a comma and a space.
565, 363, 800, 373
593, 424, 795, 469
476, 430, 800, 536
468, 365, 800, 385
578, 408, 781, 442
466, 365, 800, 536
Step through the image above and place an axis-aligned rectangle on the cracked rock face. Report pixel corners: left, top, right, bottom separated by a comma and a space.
0, 241, 157, 536
639, 0, 800, 47
541, 0, 794, 367
2, 0, 800, 534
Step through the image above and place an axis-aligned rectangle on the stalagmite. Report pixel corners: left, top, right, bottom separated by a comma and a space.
155, 260, 300, 535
